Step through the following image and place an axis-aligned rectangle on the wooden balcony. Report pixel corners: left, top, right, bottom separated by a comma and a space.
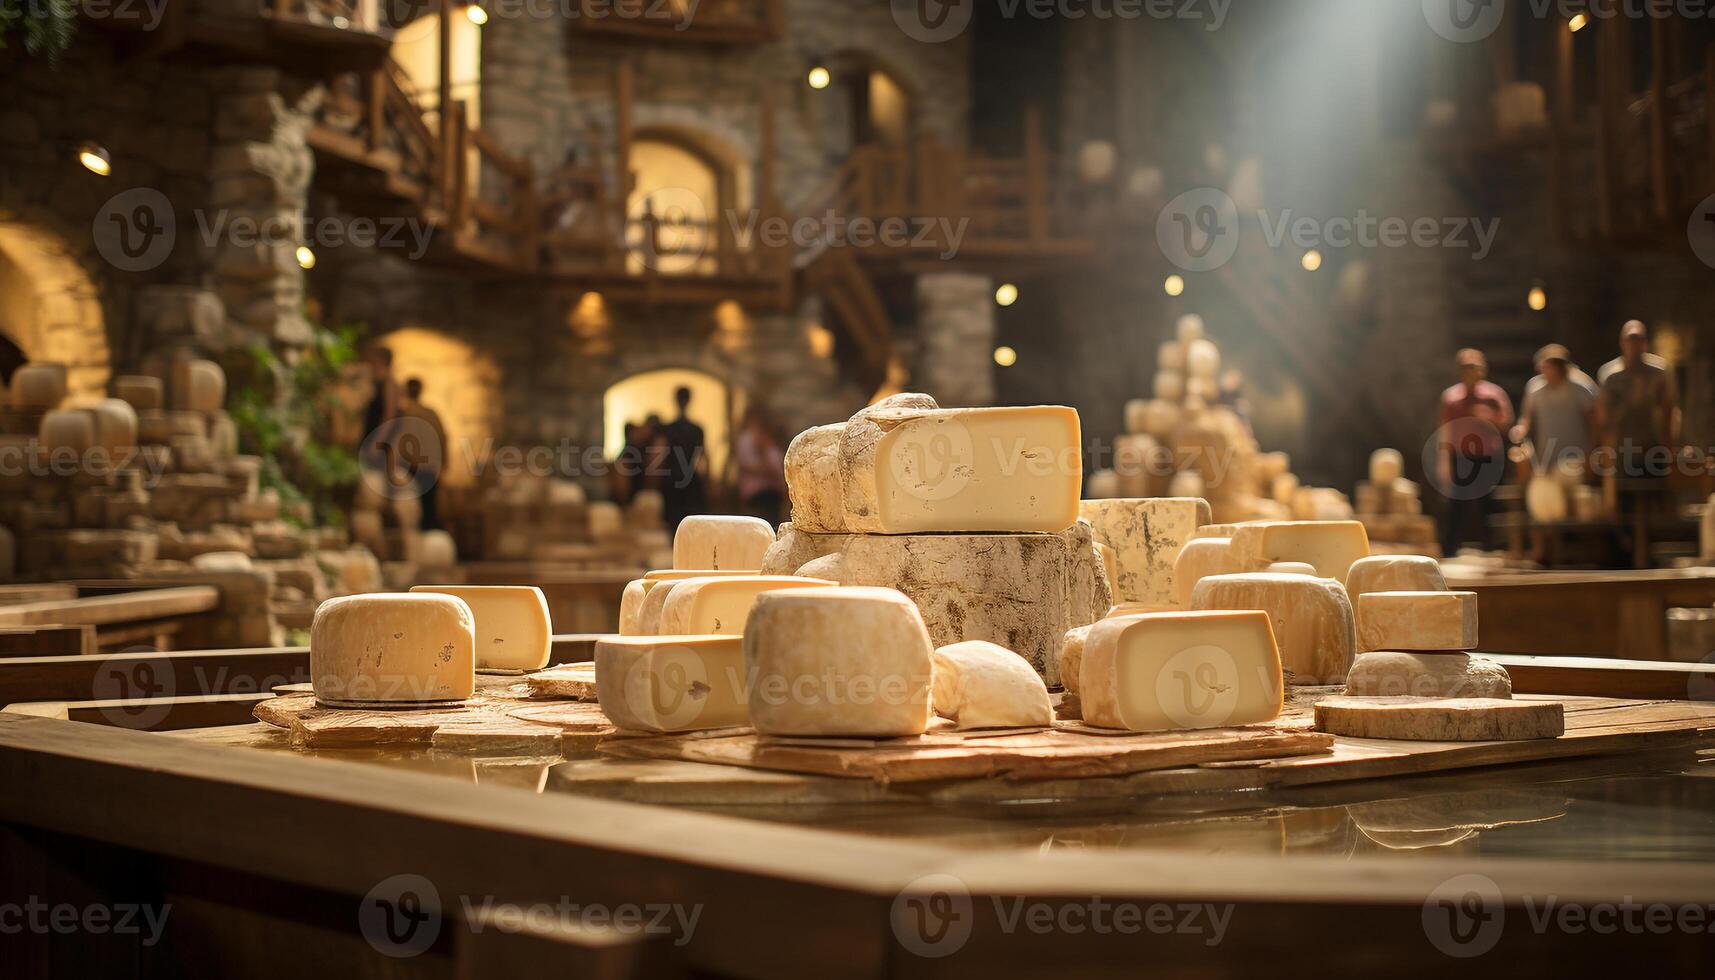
85, 0, 394, 73
568, 0, 783, 44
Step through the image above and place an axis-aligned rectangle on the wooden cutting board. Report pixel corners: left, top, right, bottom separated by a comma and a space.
254, 688, 613, 752
1314, 697, 1566, 741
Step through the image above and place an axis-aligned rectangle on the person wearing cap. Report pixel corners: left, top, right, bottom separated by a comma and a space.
1438, 348, 1516, 557
1598, 321, 1681, 565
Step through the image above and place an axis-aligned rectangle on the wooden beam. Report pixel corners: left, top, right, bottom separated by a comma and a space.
0, 626, 96, 658
1491, 654, 1715, 701
3, 693, 274, 732
0, 647, 309, 706
0, 587, 220, 629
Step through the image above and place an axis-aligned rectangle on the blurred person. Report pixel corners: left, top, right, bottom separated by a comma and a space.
660, 387, 708, 533
399, 377, 446, 529
734, 405, 788, 523
1438, 348, 1515, 557
360, 346, 400, 477
1512, 345, 1597, 562
1599, 321, 1682, 564
610, 420, 649, 504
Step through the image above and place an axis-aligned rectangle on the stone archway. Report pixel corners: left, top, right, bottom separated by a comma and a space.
0, 219, 111, 398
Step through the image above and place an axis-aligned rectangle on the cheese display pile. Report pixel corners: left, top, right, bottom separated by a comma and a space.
1353, 448, 1440, 556
1342, 555, 1510, 699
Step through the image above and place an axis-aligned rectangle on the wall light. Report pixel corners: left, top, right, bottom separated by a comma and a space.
1301, 249, 1323, 272
1528, 285, 1548, 312
296, 245, 317, 270
993, 346, 1018, 368
807, 66, 831, 90
1569, 13, 1588, 32
1164, 275, 1185, 297
995, 283, 1019, 307
465, 3, 488, 24
77, 142, 112, 176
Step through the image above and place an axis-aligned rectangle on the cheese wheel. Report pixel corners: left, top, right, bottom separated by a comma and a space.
1344, 651, 1512, 700
87, 398, 138, 454
1079, 497, 1211, 605
39, 409, 94, 455
1080, 611, 1284, 732
112, 375, 164, 412
783, 423, 846, 533
1347, 555, 1447, 596
672, 515, 775, 570
1157, 341, 1186, 373
172, 359, 226, 414
1370, 449, 1405, 487
418, 530, 458, 568
1190, 572, 1356, 684
931, 640, 1053, 730
1228, 521, 1370, 584
656, 575, 836, 636
743, 586, 933, 737
1185, 339, 1221, 380
1154, 371, 1186, 402
595, 634, 747, 732
10, 363, 67, 411
618, 579, 650, 635
1057, 625, 1093, 694
1085, 468, 1121, 500
310, 593, 475, 707
1172, 537, 1242, 607
1175, 314, 1205, 345
588, 501, 624, 541
1139, 399, 1181, 440
410, 585, 552, 672
1357, 591, 1480, 653
1265, 562, 1319, 577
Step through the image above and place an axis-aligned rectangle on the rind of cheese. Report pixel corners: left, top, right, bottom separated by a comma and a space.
1080, 611, 1284, 732
931, 640, 1054, 729
1079, 497, 1212, 605
594, 634, 748, 732
630, 570, 777, 635
1190, 572, 1356, 685
1094, 542, 1120, 600
1172, 537, 1245, 607
783, 423, 847, 533
1266, 562, 1319, 577
1344, 651, 1512, 699
1057, 625, 1092, 694
673, 515, 776, 571
10, 363, 68, 411
743, 586, 933, 737
1356, 591, 1480, 652
758, 523, 1111, 683
1346, 555, 1448, 596
840, 405, 1082, 534
815, 393, 940, 532
173, 358, 226, 414
1228, 521, 1370, 584
657, 575, 837, 635
310, 593, 475, 706
409, 585, 552, 672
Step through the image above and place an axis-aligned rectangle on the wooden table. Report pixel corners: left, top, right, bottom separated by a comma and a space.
1449, 567, 1715, 660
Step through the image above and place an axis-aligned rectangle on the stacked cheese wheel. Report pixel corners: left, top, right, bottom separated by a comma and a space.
1353, 448, 1441, 555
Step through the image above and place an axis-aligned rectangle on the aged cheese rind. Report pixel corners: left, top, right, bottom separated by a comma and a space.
1080, 611, 1284, 732
931, 640, 1053, 729
818, 393, 940, 531
656, 575, 837, 636
744, 587, 933, 737
1057, 625, 1093, 694
1228, 521, 1370, 584
1344, 651, 1512, 699
757, 523, 1110, 683
1190, 572, 1356, 684
595, 635, 748, 732
672, 515, 776, 570
783, 423, 847, 533
310, 593, 475, 706
1172, 537, 1247, 607
631, 570, 789, 635
1356, 591, 1479, 652
619, 579, 649, 635
1078, 497, 1211, 605
409, 584, 552, 672
1346, 555, 1448, 596
840, 405, 1083, 534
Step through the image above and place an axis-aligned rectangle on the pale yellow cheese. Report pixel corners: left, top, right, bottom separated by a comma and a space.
1228, 521, 1370, 584
930, 640, 1053, 729
840, 405, 1082, 534
1057, 625, 1092, 694
594, 634, 748, 732
310, 593, 475, 707
1346, 555, 1448, 596
783, 423, 847, 533
1078, 497, 1211, 605
1080, 611, 1284, 732
410, 585, 552, 672
672, 514, 775, 570
1356, 591, 1480, 652
1189, 572, 1355, 684
1172, 537, 1245, 607
618, 579, 649, 635
743, 586, 933, 737
630, 569, 771, 635
656, 575, 836, 636
1265, 562, 1318, 577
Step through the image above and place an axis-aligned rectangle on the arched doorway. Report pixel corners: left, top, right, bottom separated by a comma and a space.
626, 134, 731, 276
373, 327, 502, 487
0, 219, 110, 397
603, 368, 734, 488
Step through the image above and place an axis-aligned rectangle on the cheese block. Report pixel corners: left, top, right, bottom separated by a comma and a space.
410, 585, 552, 672
672, 514, 775, 570
172, 359, 226, 414
1228, 521, 1370, 584
628, 569, 766, 635
744, 587, 933, 737
1344, 651, 1512, 700
1057, 625, 1092, 694
1265, 562, 1318, 577
39, 409, 94, 455
87, 398, 138, 454
112, 375, 164, 412
1079, 611, 1284, 732
1172, 537, 1246, 607
1094, 542, 1120, 600
760, 522, 1111, 683
839, 405, 1081, 534
10, 363, 67, 411
1356, 591, 1479, 652
594, 634, 748, 732
1370, 449, 1405, 487
310, 593, 475, 707
1078, 497, 1211, 605
783, 423, 847, 533
588, 501, 624, 540
1346, 555, 1447, 596
931, 640, 1053, 729
618, 579, 650, 635
1190, 573, 1356, 684
657, 575, 837, 636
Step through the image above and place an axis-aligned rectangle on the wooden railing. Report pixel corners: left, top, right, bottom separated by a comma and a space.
569, 0, 783, 43
266, 0, 385, 34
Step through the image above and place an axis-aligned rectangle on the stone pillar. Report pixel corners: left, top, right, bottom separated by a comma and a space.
914, 272, 996, 407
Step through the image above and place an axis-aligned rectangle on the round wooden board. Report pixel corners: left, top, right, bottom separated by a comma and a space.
1313, 696, 1565, 741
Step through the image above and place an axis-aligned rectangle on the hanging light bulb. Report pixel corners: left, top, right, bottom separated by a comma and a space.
993, 346, 1018, 368
77, 142, 112, 176
1528, 285, 1548, 312
1569, 13, 1588, 32
296, 245, 317, 270
465, 3, 488, 24
1164, 275, 1185, 297
807, 66, 831, 90
1301, 249, 1324, 272
995, 283, 1019, 307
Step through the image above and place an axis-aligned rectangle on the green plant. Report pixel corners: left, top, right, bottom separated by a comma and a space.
0, 0, 76, 62
230, 319, 364, 527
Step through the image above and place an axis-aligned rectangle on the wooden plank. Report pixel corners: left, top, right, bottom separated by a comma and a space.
0, 583, 78, 606
5, 692, 272, 731
1452, 569, 1715, 658
1313, 697, 1565, 741
254, 690, 611, 750
0, 586, 220, 629
1493, 653, 1715, 700
0, 625, 95, 657
0, 646, 309, 706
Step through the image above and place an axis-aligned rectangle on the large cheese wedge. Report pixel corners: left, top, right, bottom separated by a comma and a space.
744, 586, 932, 737
623, 569, 765, 635
594, 635, 747, 732
1190, 572, 1355, 684
1079, 611, 1284, 732
112, 375, 164, 412
172, 358, 226, 414
657, 575, 837, 636
410, 585, 552, 672
310, 593, 475, 707
1172, 537, 1244, 607
631, 570, 768, 635
1346, 555, 1447, 596
672, 515, 775, 570
839, 405, 1082, 534
1228, 521, 1370, 584
931, 640, 1053, 730
10, 363, 68, 411
1078, 497, 1211, 605
1357, 591, 1480, 652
